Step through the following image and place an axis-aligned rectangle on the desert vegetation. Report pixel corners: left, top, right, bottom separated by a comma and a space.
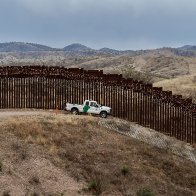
154, 74, 196, 102
0, 113, 195, 195
120, 64, 154, 83
0, 42, 196, 195
1, 45, 196, 83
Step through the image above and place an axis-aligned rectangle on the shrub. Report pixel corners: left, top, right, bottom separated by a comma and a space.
11, 143, 27, 160
11, 142, 21, 150
32, 191, 40, 196
2, 191, 11, 196
121, 165, 129, 176
121, 65, 154, 83
88, 180, 97, 190
88, 179, 102, 195
0, 162, 2, 172
192, 76, 196, 83
189, 176, 196, 186
21, 150, 27, 160
29, 176, 40, 185
137, 188, 153, 196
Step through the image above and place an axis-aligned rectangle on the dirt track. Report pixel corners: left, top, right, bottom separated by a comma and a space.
0, 109, 52, 120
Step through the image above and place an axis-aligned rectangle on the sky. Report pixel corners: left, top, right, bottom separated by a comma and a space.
0, 0, 196, 50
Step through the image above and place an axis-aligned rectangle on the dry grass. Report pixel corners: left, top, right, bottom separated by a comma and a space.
1, 113, 196, 195
154, 74, 196, 102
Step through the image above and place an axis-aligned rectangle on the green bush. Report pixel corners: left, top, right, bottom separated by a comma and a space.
137, 188, 153, 196
189, 176, 196, 186
88, 180, 97, 190
121, 165, 129, 176
88, 179, 102, 195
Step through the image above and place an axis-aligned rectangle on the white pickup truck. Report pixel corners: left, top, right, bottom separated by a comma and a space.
65, 100, 111, 118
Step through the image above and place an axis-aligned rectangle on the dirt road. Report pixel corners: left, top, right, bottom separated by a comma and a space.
0, 109, 57, 120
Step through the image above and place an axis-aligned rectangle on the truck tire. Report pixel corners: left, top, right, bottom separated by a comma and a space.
100, 111, 107, 118
71, 108, 79, 115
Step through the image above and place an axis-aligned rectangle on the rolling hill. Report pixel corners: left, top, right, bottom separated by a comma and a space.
0, 111, 195, 195
154, 74, 196, 102
0, 42, 196, 56
0, 42, 196, 93
63, 43, 92, 52
0, 42, 56, 52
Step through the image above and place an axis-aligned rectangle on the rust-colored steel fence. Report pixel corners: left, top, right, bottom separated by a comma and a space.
0, 66, 196, 144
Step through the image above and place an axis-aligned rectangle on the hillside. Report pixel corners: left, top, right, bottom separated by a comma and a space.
154, 74, 196, 102
63, 43, 92, 52
1, 49, 196, 82
178, 45, 196, 51
0, 42, 55, 52
1, 42, 196, 86
0, 111, 195, 195
1, 42, 196, 56
67, 50, 196, 81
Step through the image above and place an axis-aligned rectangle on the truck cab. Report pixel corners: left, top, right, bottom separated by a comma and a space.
65, 100, 111, 118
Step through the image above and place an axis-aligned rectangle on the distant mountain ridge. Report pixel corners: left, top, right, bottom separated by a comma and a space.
0, 42, 196, 56
0, 42, 56, 52
178, 45, 196, 51
63, 43, 92, 51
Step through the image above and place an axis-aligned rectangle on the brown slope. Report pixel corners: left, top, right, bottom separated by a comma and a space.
0, 112, 195, 196
154, 74, 196, 103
